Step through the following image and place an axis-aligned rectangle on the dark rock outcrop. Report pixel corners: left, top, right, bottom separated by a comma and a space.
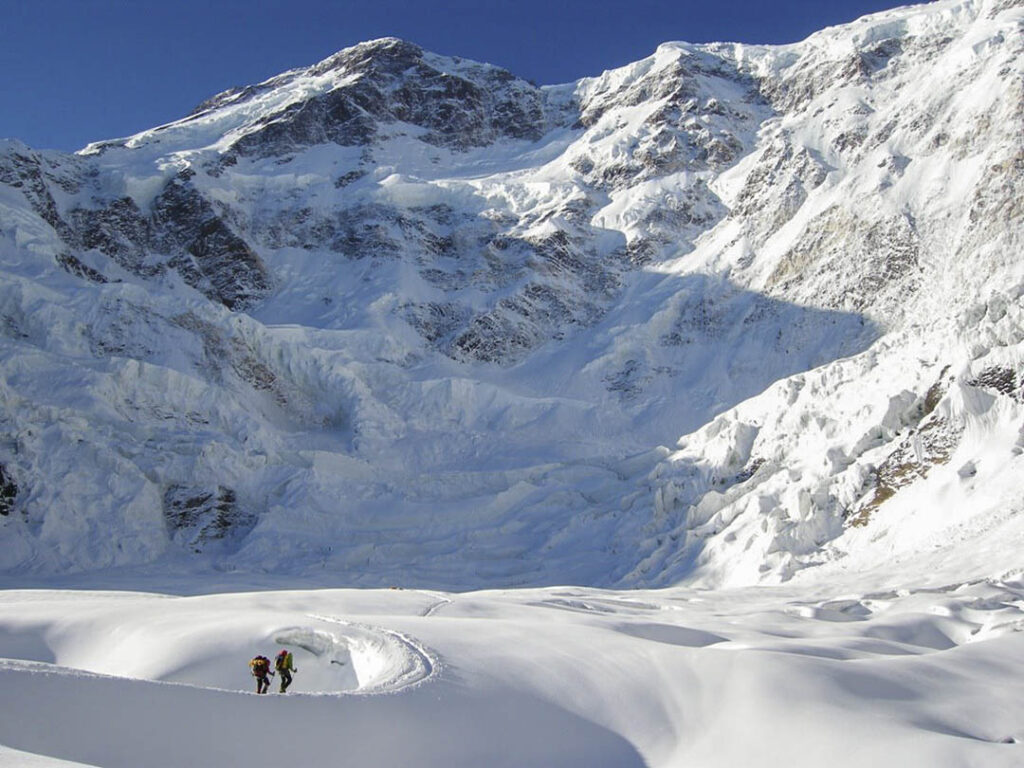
230, 38, 548, 158
0, 148, 78, 242
151, 176, 272, 309
163, 484, 255, 552
0, 465, 17, 517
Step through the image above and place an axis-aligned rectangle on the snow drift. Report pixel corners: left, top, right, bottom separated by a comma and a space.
1, 581, 1023, 767
0, 0, 1021, 591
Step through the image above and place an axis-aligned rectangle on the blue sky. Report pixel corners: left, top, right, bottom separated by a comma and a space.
2, 0, 909, 151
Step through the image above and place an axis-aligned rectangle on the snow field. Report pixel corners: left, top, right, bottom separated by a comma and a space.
0, 581, 1022, 767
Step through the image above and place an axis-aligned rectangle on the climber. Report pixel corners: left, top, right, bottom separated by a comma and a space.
275, 648, 297, 693
250, 654, 272, 694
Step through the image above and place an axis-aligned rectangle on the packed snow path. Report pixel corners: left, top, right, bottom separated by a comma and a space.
0, 581, 1022, 767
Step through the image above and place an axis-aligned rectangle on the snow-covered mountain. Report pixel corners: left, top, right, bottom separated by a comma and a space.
1, 0, 1021, 589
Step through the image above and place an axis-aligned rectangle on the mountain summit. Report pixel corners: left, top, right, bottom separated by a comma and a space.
0, 0, 1021, 587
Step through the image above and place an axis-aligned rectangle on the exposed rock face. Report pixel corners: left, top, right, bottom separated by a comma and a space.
571, 48, 763, 189
732, 140, 829, 245
766, 208, 921, 314
150, 176, 272, 309
2, 156, 272, 309
0, 466, 17, 517
0, 146, 80, 242
968, 364, 1023, 403
226, 38, 549, 158
0, 1, 1022, 585
163, 485, 254, 552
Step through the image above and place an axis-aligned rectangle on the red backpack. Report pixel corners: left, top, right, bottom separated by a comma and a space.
250, 656, 269, 676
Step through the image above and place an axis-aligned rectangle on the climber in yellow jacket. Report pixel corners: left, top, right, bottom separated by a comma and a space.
249, 655, 271, 694
275, 648, 297, 693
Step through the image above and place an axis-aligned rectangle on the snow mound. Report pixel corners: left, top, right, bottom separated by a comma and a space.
160, 617, 434, 694
0, 595, 436, 696
280, 618, 435, 693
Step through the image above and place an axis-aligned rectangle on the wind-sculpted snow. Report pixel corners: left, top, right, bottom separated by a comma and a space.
301, 615, 436, 693
0, 582, 1022, 767
0, 591, 436, 697
0, 0, 1022, 588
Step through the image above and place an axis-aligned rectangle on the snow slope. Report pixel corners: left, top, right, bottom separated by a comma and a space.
1, 577, 1023, 767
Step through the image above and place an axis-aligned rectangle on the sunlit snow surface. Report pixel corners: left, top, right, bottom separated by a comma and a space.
0, 578, 1023, 767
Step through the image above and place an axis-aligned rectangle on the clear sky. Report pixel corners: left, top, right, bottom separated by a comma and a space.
2, 0, 910, 152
